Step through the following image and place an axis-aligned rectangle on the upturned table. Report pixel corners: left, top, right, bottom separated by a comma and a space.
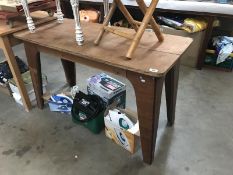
13, 19, 192, 164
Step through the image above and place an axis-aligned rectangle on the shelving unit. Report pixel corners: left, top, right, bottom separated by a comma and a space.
204, 49, 233, 72
203, 16, 233, 72
206, 49, 233, 58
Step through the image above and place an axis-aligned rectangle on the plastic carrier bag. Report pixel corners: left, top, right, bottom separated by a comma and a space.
71, 91, 105, 122
182, 18, 207, 33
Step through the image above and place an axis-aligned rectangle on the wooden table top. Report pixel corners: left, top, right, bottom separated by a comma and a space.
0, 11, 55, 37
13, 19, 192, 77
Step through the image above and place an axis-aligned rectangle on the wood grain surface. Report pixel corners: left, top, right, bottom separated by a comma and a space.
0, 11, 55, 36
127, 71, 164, 164
18, 18, 185, 164
14, 19, 192, 77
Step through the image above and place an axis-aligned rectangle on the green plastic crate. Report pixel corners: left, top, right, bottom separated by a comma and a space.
72, 109, 105, 134
204, 53, 233, 70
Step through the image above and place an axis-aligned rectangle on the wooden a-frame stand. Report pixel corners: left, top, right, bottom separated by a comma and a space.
94, 0, 164, 59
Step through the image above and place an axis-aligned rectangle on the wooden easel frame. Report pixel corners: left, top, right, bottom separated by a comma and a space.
94, 0, 164, 59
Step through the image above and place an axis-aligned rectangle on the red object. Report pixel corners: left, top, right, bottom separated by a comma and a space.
0, 0, 56, 24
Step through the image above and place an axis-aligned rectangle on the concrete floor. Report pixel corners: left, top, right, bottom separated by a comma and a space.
0, 44, 233, 175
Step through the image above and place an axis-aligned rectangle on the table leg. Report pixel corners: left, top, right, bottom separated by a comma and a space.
165, 61, 180, 126
24, 43, 44, 109
61, 59, 76, 87
196, 16, 215, 70
127, 71, 164, 164
70, 0, 84, 45
20, 0, 35, 32
0, 36, 32, 111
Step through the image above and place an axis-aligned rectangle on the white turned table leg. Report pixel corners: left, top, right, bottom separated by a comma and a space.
20, 0, 35, 33
103, 0, 110, 26
55, 0, 64, 23
103, 0, 109, 18
70, 0, 84, 45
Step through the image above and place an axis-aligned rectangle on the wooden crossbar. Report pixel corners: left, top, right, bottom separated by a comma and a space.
94, 0, 163, 59
104, 26, 134, 40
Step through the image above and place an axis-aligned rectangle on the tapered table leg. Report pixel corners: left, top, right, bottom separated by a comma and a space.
103, 0, 110, 18
55, 0, 64, 23
61, 59, 76, 87
165, 61, 180, 126
127, 71, 164, 164
0, 36, 32, 111
20, 0, 35, 32
70, 0, 84, 45
24, 43, 44, 109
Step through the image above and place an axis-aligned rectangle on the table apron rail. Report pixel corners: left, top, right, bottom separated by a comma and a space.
25, 42, 127, 77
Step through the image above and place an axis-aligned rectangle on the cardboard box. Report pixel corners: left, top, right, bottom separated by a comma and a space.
9, 71, 47, 106
104, 108, 139, 153
87, 73, 126, 108
160, 26, 205, 67
0, 83, 11, 96
9, 71, 47, 93
12, 86, 46, 106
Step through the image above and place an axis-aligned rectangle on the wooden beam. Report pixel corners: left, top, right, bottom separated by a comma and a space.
0, 36, 32, 111
104, 26, 134, 40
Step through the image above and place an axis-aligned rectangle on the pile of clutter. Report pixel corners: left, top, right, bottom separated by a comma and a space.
48, 73, 139, 153
0, 56, 48, 106
157, 16, 208, 33
1, 58, 139, 153
11, 71, 47, 106
212, 36, 233, 64
48, 73, 126, 114
0, 56, 28, 86
204, 36, 233, 70
113, 15, 209, 33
